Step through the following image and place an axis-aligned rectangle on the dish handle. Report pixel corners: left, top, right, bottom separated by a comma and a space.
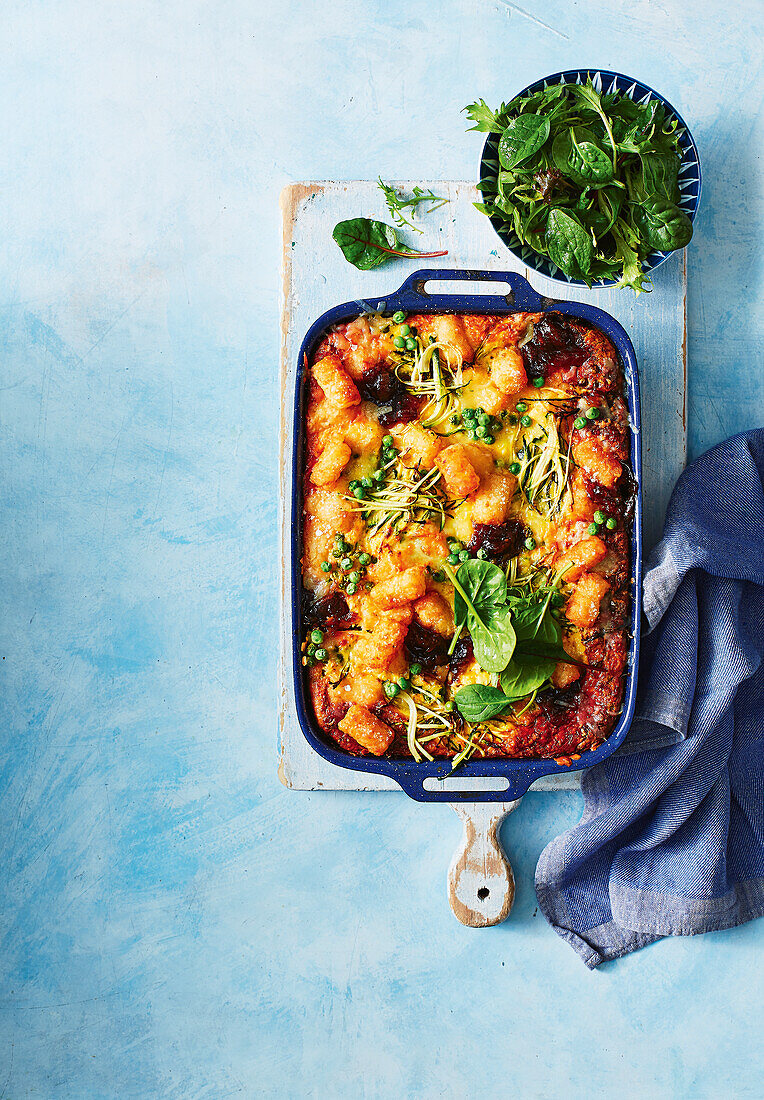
390, 267, 552, 312
447, 800, 521, 927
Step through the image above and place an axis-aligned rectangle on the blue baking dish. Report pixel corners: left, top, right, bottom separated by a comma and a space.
291, 269, 642, 802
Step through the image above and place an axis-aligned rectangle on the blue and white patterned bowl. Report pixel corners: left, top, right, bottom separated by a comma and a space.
479, 69, 702, 288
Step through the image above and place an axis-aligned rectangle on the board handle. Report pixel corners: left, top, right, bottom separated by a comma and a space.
447, 800, 521, 927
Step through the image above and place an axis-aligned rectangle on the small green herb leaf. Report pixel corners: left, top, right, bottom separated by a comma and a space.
498, 114, 551, 170
546, 209, 593, 278
454, 685, 514, 723
332, 218, 448, 270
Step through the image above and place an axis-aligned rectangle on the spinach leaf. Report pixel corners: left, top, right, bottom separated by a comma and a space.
332, 218, 448, 270
446, 560, 516, 673
636, 152, 680, 202
570, 132, 614, 184
545, 209, 593, 278
470, 605, 517, 673
498, 114, 551, 170
452, 559, 507, 630
632, 197, 693, 252
454, 685, 514, 724
499, 610, 562, 698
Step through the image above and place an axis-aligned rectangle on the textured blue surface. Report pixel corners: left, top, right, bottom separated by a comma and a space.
1, 1, 763, 1096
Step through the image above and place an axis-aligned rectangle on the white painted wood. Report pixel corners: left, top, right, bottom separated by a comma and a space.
447, 801, 521, 927
278, 181, 687, 796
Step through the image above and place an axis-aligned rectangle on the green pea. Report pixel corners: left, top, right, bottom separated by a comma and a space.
314, 648, 327, 662
447, 553, 459, 565
532, 377, 544, 388
588, 522, 600, 535
349, 571, 360, 584
468, 429, 478, 440
476, 549, 488, 560
458, 550, 469, 562
448, 539, 460, 551
405, 338, 416, 351
586, 407, 601, 420
349, 479, 360, 490
353, 486, 366, 499
594, 510, 605, 524
397, 676, 410, 690
516, 402, 527, 413
431, 569, 445, 583
462, 407, 476, 421
400, 324, 411, 336
475, 407, 484, 416
476, 425, 487, 438
361, 476, 373, 489
484, 435, 494, 445
393, 336, 405, 349
373, 470, 384, 482
392, 311, 406, 323
410, 663, 422, 676
382, 435, 394, 447
310, 629, 323, 644
346, 582, 357, 595
574, 417, 586, 430
606, 517, 617, 531
477, 413, 490, 426
359, 552, 371, 565
521, 415, 532, 427
383, 681, 399, 699
509, 462, 521, 475
524, 537, 536, 550
341, 557, 352, 570
443, 701, 454, 713
320, 561, 331, 572
335, 534, 347, 549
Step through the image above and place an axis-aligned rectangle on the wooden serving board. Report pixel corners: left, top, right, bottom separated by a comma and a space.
278, 181, 686, 922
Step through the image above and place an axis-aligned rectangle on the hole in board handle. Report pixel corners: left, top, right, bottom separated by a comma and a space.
419, 279, 515, 305
477, 887, 490, 900
423, 776, 510, 793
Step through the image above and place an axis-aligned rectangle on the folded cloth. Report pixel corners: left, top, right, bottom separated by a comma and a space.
536, 429, 764, 968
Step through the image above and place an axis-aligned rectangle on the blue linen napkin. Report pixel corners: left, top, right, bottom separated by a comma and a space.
536, 429, 764, 968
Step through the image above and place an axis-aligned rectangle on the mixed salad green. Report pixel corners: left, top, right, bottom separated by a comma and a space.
466, 80, 693, 291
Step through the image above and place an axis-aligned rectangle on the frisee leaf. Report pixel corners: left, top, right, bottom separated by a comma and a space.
332, 218, 448, 270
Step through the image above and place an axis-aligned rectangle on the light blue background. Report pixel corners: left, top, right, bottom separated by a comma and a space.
1, 2, 762, 1097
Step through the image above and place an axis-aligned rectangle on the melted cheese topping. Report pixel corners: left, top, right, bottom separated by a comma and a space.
302, 311, 630, 761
